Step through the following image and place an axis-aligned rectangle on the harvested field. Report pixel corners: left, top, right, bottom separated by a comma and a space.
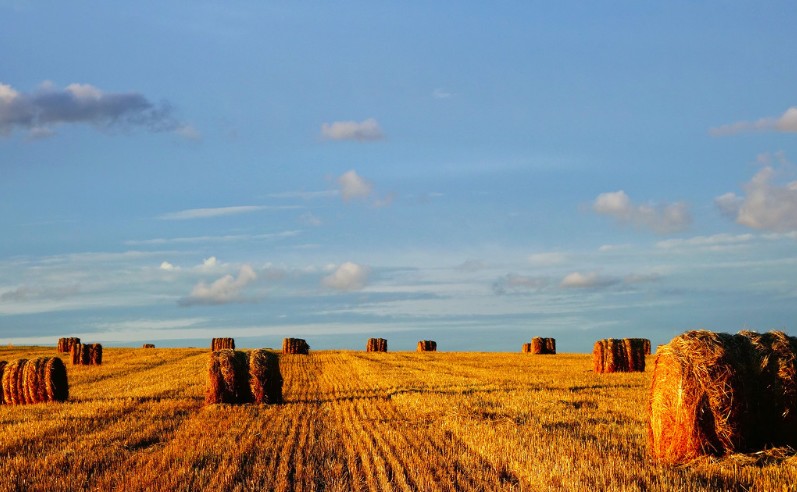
0, 346, 795, 491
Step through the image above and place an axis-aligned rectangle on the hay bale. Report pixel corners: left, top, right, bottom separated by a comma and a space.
643, 338, 652, 355
2, 359, 27, 405
249, 349, 283, 404
648, 330, 797, 464
89, 344, 103, 365
57, 337, 80, 353
206, 349, 252, 405
593, 338, 642, 373
366, 338, 387, 352
44, 357, 69, 402
521, 342, 531, 353
142, 344, 156, 349
0, 361, 6, 404
211, 338, 235, 351
531, 337, 556, 354
282, 338, 309, 355
417, 340, 437, 352
624, 338, 647, 372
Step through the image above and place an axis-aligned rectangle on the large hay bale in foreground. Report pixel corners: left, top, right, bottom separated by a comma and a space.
593, 338, 644, 373
1, 357, 67, 405
648, 330, 797, 464
57, 337, 80, 354
211, 338, 235, 351
417, 340, 437, 352
366, 338, 388, 352
142, 344, 156, 349
206, 349, 252, 405
249, 349, 283, 404
282, 338, 309, 355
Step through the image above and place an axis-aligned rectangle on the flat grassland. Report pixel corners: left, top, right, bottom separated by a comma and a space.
1, 347, 795, 491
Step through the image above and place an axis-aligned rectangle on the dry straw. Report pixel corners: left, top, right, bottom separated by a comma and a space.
57, 337, 80, 354
211, 338, 235, 351
366, 338, 388, 352
249, 349, 283, 404
648, 330, 797, 465
142, 344, 156, 349
1, 357, 68, 405
530, 337, 556, 354
282, 338, 309, 355
521, 342, 531, 353
0, 361, 5, 404
593, 338, 646, 373
417, 340, 437, 352
206, 349, 252, 404
70, 343, 102, 365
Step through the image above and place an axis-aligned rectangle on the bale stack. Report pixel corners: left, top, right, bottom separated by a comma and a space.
211, 338, 235, 351
648, 330, 797, 464
522, 342, 532, 353
206, 349, 252, 404
593, 338, 646, 373
1, 357, 68, 405
249, 349, 283, 404
366, 338, 388, 352
142, 344, 156, 349
417, 340, 437, 352
57, 337, 81, 353
282, 338, 309, 355
70, 343, 102, 365
530, 337, 556, 354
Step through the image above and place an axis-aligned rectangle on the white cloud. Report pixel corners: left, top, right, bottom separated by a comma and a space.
593, 190, 691, 234
159, 261, 178, 271
657, 233, 755, 250
157, 205, 292, 220
126, 230, 300, 245
717, 166, 797, 232
710, 107, 797, 136
560, 272, 619, 289
321, 118, 383, 141
322, 262, 370, 291
337, 170, 373, 201
180, 264, 257, 305
202, 256, 218, 268
0, 81, 192, 138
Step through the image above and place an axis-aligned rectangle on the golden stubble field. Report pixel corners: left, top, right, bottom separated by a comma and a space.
1, 347, 795, 491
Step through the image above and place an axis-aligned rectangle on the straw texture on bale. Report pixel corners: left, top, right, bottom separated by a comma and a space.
282, 338, 309, 355
142, 344, 156, 349
211, 338, 235, 351
57, 337, 80, 353
417, 340, 437, 352
1, 357, 68, 405
0, 361, 5, 404
521, 342, 532, 353
530, 337, 556, 354
70, 343, 102, 365
648, 330, 797, 465
249, 349, 283, 404
206, 349, 252, 404
366, 338, 388, 352
593, 338, 645, 373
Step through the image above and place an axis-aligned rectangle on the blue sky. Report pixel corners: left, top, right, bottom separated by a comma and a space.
2, 2, 796, 352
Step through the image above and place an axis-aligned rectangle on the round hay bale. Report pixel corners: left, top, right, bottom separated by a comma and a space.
249, 349, 283, 404
70, 344, 81, 365
545, 338, 556, 354
206, 349, 252, 405
624, 338, 647, 372
521, 342, 531, 353
22, 358, 42, 404
648, 330, 758, 464
44, 357, 69, 402
366, 338, 387, 352
89, 344, 103, 365
282, 338, 309, 355
211, 338, 235, 351
592, 340, 605, 373
2, 359, 27, 405
142, 344, 156, 349
417, 340, 437, 352
0, 361, 6, 404
531, 337, 545, 354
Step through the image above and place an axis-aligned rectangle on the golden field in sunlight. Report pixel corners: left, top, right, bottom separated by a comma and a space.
0, 347, 795, 491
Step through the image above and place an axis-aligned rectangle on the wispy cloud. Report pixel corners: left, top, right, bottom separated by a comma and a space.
657, 233, 755, 250
180, 264, 258, 306
715, 164, 797, 232
710, 107, 797, 136
492, 274, 548, 295
432, 88, 453, 99
321, 118, 383, 141
560, 272, 620, 289
126, 230, 299, 245
0, 81, 194, 138
268, 190, 338, 200
593, 190, 691, 234
337, 170, 373, 201
322, 262, 370, 291
157, 205, 298, 220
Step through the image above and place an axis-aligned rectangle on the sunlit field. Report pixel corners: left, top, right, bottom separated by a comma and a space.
1, 347, 795, 491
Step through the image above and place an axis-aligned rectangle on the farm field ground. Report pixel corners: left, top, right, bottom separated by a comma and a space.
1, 347, 795, 491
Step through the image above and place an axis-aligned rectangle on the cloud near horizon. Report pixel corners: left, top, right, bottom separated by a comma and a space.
0, 81, 196, 138
321, 118, 384, 141
180, 265, 257, 306
710, 107, 797, 136
593, 190, 691, 234
322, 262, 370, 291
